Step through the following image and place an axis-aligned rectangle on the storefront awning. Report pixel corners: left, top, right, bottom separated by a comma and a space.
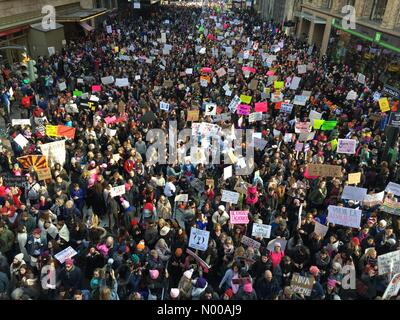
294, 11, 326, 24
80, 22, 94, 32
56, 8, 108, 23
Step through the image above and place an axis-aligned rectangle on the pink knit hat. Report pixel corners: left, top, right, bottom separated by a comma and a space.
309, 266, 320, 276
243, 282, 253, 293
149, 269, 159, 280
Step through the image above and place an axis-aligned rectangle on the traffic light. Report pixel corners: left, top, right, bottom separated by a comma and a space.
28, 59, 38, 82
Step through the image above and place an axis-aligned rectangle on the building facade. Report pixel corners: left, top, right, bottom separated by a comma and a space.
294, 0, 400, 92
0, 0, 116, 64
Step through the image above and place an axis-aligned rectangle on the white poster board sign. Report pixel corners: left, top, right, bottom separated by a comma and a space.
252, 223, 271, 239
341, 186, 368, 202
189, 228, 210, 251
327, 206, 362, 228
221, 190, 240, 204
110, 185, 126, 197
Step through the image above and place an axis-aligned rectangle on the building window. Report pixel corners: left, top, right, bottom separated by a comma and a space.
370, 0, 388, 22
96, 0, 102, 8
320, 0, 333, 9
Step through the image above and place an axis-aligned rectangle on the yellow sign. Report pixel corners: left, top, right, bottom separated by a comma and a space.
348, 172, 361, 185
274, 81, 284, 89
46, 125, 58, 137
240, 95, 252, 104
379, 98, 390, 112
36, 167, 52, 181
330, 139, 338, 150
114, 46, 119, 53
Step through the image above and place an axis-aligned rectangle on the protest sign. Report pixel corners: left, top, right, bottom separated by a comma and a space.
212, 113, 231, 123
379, 97, 390, 112
290, 77, 301, 90
357, 73, 366, 84
382, 273, 400, 300
314, 221, 329, 238
249, 112, 263, 122
160, 101, 170, 111
189, 228, 210, 251
378, 250, 400, 275
236, 104, 251, 115
267, 238, 287, 252
341, 186, 368, 202
229, 211, 249, 224
291, 273, 314, 296
240, 95, 252, 104
110, 185, 125, 197
254, 101, 268, 112
174, 194, 189, 202
101, 76, 114, 85
380, 199, 400, 216
295, 122, 310, 133
348, 172, 361, 185
321, 120, 337, 131
307, 164, 343, 177
337, 139, 356, 154
274, 81, 284, 89
54, 246, 78, 264
14, 134, 29, 148
221, 190, 240, 204
73, 90, 83, 97
92, 85, 101, 92
115, 78, 130, 87
363, 191, 385, 206
224, 165, 233, 180
252, 223, 271, 239
346, 90, 358, 100
205, 103, 217, 115
0, 174, 27, 187
11, 119, 31, 126
295, 142, 304, 152
241, 235, 261, 250
36, 167, 52, 181
39, 140, 66, 166
385, 182, 400, 196
281, 103, 293, 113
328, 206, 362, 228
228, 95, 241, 113
293, 95, 308, 106
388, 112, 400, 127
187, 110, 200, 122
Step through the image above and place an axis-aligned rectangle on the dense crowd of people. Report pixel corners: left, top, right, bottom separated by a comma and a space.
0, 1, 399, 300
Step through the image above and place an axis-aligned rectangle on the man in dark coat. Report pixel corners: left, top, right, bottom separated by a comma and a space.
58, 259, 83, 298
255, 270, 281, 300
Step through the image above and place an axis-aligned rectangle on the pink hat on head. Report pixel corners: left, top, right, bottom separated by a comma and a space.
243, 282, 253, 293
65, 258, 74, 266
149, 269, 159, 280
309, 266, 320, 276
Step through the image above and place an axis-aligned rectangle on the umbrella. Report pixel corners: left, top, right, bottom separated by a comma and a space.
139, 111, 157, 123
